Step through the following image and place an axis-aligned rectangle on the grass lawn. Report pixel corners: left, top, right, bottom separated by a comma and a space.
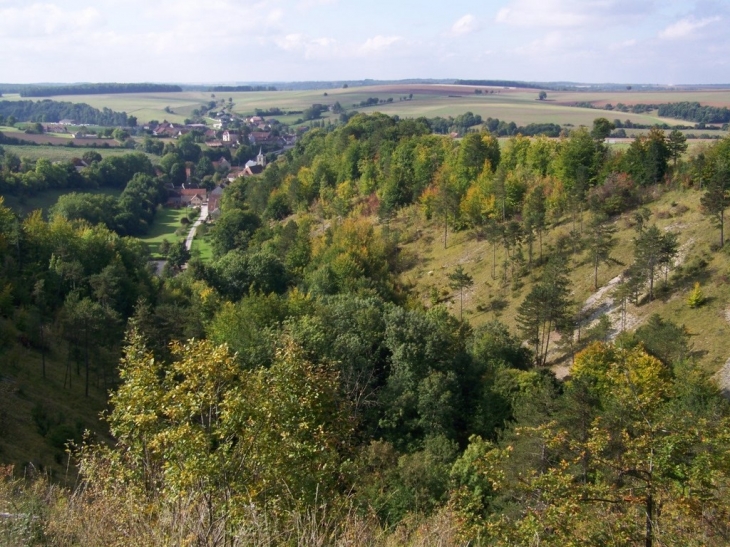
191, 226, 214, 262
138, 207, 192, 258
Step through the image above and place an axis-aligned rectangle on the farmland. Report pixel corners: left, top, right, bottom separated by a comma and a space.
4, 84, 730, 132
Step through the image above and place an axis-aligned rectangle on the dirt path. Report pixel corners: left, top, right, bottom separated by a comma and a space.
716, 356, 730, 397
552, 235, 696, 380
715, 309, 730, 395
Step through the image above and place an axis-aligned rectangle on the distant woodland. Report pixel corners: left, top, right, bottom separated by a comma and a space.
0, 100, 129, 125
18, 83, 182, 97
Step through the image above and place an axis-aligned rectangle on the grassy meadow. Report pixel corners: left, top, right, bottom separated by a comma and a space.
394, 187, 730, 377
190, 225, 214, 261
137, 207, 193, 258
0, 142, 148, 163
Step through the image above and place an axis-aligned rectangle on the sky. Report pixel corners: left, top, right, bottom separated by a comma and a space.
1, 0, 728, 85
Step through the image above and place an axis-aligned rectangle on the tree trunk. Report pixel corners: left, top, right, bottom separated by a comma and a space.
645, 493, 654, 547
40, 324, 46, 380
460, 288, 463, 320
649, 264, 655, 301
721, 208, 725, 248
443, 214, 448, 249
84, 319, 89, 397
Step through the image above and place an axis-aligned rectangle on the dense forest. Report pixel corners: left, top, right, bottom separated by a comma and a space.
18, 83, 183, 97
2, 113, 730, 545
0, 100, 129, 126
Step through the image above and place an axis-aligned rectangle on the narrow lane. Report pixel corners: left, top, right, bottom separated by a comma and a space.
185, 203, 209, 251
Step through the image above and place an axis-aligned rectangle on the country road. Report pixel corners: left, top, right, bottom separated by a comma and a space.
185, 204, 208, 251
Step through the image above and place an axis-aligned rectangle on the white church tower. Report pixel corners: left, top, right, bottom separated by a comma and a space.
256, 147, 266, 167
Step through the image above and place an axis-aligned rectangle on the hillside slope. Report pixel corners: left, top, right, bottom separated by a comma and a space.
395, 186, 730, 380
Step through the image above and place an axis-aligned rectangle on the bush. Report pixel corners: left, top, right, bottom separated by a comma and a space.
687, 282, 705, 308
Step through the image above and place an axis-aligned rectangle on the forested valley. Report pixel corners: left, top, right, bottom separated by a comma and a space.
3, 112, 730, 546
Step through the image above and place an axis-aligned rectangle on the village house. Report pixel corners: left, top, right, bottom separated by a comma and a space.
208, 185, 224, 213
213, 157, 231, 171
249, 131, 274, 146
222, 131, 240, 146
179, 187, 207, 207
227, 167, 244, 182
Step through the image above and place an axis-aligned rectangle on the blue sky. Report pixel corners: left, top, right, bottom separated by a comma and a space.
0, 0, 728, 84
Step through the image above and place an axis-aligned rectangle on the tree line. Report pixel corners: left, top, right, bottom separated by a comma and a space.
577, 100, 730, 124
18, 83, 182, 97
0, 100, 129, 126
210, 85, 277, 92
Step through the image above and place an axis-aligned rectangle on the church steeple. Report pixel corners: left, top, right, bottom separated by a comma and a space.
256, 147, 266, 167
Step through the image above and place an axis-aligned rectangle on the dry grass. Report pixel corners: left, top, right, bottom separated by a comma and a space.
395, 186, 730, 376
0, 465, 469, 547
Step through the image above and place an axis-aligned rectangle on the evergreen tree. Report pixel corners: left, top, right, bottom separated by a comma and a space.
516, 260, 573, 366
585, 213, 617, 290
448, 265, 474, 320
700, 163, 730, 247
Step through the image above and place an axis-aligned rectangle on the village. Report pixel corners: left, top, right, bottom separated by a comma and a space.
44, 107, 302, 221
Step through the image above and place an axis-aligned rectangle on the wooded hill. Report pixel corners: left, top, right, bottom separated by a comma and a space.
0, 100, 130, 126
2, 113, 730, 545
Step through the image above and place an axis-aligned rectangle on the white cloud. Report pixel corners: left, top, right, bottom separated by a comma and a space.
451, 14, 478, 36
358, 35, 403, 55
496, 0, 653, 28
659, 16, 720, 39
275, 32, 406, 61
512, 30, 583, 57
276, 33, 338, 59
0, 3, 103, 37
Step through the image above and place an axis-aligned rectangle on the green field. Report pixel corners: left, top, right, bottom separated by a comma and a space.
137, 207, 193, 258
6, 85, 730, 129
0, 143, 150, 162
191, 226, 213, 261
3, 187, 122, 217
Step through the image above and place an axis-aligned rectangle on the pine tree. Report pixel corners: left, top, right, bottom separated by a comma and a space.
700, 165, 730, 248
516, 260, 573, 366
633, 225, 677, 301
586, 214, 617, 290
687, 282, 705, 308
448, 265, 474, 320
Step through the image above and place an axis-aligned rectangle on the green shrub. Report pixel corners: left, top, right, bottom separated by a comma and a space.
687, 282, 705, 308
